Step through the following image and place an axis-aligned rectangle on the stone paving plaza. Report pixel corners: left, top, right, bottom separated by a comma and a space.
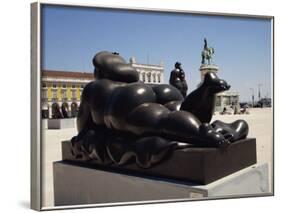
41, 108, 273, 207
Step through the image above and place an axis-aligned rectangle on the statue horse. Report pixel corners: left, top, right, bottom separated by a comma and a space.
201, 47, 215, 65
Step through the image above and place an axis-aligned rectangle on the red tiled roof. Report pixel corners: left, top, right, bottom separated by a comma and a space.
42, 70, 94, 79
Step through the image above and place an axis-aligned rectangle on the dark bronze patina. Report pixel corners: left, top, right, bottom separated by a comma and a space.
169, 62, 188, 97
70, 51, 249, 169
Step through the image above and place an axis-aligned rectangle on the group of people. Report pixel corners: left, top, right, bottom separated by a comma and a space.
220, 105, 249, 115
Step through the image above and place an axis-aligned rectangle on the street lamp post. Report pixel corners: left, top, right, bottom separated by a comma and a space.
250, 88, 254, 107
258, 84, 262, 101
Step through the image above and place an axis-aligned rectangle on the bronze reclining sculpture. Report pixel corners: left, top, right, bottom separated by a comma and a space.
70, 51, 249, 168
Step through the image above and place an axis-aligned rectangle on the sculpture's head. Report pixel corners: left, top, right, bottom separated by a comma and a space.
203, 72, 230, 93
93, 51, 139, 83
175, 62, 181, 69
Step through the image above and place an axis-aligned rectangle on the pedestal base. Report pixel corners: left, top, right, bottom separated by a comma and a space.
62, 138, 257, 184
48, 118, 75, 129
199, 64, 219, 81
42, 119, 48, 129
53, 162, 269, 206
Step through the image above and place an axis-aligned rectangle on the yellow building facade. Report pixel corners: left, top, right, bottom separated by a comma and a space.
41, 70, 94, 118
42, 58, 164, 119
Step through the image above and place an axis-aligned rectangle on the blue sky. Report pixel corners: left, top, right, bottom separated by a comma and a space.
41, 5, 272, 102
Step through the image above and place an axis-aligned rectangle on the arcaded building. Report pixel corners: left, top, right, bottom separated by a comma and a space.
41, 58, 165, 118
41, 70, 94, 118
129, 57, 164, 84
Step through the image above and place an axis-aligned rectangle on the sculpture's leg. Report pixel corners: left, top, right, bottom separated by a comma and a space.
160, 112, 229, 147
125, 103, 229, 147
201, 52, 205, 64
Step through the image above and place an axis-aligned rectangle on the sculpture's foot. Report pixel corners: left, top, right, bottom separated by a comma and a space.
211, 120, 249, 142
199, 123, 230, 148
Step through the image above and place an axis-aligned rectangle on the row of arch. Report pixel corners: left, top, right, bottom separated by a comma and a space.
42, 102, 79, 119
139, 72, 161, 83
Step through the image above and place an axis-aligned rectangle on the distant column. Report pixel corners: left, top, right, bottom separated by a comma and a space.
199, 64, 219, 82
48, 103, 52, 118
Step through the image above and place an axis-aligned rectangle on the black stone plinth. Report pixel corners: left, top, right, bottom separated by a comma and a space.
61, 138, 256, 184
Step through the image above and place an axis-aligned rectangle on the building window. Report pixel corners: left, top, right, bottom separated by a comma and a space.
72, 90, 77, 99
42, 83, 47, 88
42, 90, 47, 99
147, 73, 151, 83
62, 84, 67, 88
53, 84, 57, 88
230, 96, 238, 105
80, 85, 84, 89
158, 74, 161, 83
142, 73, 146, 82
72, 85, 76, 88
62, 90, 67, 99
52, 90, 57, 98
222, 96, 231, 105
215, 96, 221, 106
152, 73, 156, 83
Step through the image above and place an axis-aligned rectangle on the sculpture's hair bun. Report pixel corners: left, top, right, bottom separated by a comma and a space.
93, 51, 139, 83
